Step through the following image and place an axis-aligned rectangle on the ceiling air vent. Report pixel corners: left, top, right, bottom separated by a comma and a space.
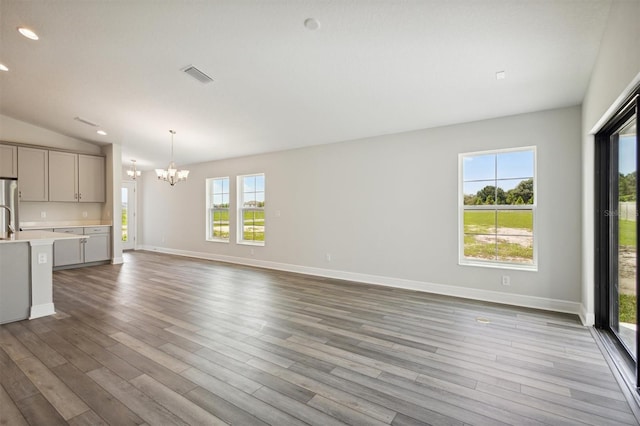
182, 65, 214, 84
74, 116, 99, 127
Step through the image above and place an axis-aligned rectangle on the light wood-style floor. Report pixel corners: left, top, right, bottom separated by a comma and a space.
1, 251, 638, 425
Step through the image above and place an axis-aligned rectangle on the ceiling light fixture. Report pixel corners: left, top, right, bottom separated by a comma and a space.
155, 130, 189, 186
127, 159, 141, 180
96, 130, 107, 136
496, 71, 506, 80
18, 27, 39, 40
0, 64, 8, 72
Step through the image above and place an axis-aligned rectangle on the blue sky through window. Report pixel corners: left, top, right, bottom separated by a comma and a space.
242, 174, 265, 205
463, 150, 534, 195
211, 177, 229, 207
619, 135, 636, 175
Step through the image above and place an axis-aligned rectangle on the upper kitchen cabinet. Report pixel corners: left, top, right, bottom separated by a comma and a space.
18, 147, 48, 201
78, 154, 105, 202
0, 144, 18, 178
49, 151, 78, 202
49, 152, 105, 203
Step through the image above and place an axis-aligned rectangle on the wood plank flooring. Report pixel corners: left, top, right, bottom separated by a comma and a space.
1, 250, 638, 425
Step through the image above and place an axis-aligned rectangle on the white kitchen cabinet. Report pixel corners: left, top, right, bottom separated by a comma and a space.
18, 147, 48, 201
48, 152, 104, 203
0, 144, 18, 178
53, 228, 84, 266
78, 155, 105, 202
49, 151, 78, 202
84, 226, 111, 262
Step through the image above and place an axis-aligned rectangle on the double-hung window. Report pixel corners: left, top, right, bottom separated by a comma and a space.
206, 177, 230, 242
459, 147, 537, 269
238, 174, 265, 245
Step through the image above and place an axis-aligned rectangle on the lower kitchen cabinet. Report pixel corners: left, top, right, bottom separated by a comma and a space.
53, 226, 111, 268
53, 228, 84, 267
84, 226, 111, 262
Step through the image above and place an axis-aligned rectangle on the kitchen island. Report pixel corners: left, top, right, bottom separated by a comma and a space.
0, 230, 85, 324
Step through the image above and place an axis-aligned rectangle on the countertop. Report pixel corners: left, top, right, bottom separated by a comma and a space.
20, 221, 112, 230
0, 230, 88, 244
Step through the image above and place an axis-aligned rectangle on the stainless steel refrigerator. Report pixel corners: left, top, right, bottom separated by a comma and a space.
0, 178, 19, 237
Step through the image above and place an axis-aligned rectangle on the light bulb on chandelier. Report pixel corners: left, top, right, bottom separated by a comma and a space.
155, 130, 189, 186
126, 159, 141, 180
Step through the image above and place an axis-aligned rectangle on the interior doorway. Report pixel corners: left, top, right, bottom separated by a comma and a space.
121, 181, 137, 250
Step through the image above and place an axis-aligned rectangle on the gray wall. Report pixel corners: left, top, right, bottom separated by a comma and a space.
141, 106, 582, 311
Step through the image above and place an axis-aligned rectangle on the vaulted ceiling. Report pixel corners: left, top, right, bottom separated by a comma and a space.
0, 0, 611, 170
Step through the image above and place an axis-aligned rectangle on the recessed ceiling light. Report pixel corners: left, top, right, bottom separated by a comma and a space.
97, 130, 107, 136
18, 27, 39, 40
496, 71, 506, 80
304, 18, 321, 31
0, 64, 8, 72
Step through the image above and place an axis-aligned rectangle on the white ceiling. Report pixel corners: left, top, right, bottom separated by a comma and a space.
0, 0, 611, 170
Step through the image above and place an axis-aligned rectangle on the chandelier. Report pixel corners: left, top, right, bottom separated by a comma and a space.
155, 130, 190, 186
126, 159, 141, 180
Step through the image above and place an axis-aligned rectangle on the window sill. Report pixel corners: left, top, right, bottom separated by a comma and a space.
237, 241, 265, 247
459, 259, 538, 272
206, 238, 229, 244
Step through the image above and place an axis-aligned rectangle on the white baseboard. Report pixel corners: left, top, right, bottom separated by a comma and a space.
30, 303, 55, 319
139, 245, 583, 318
580, 304, 595, 326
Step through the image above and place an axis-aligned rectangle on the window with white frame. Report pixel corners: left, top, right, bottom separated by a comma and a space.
238, 174, 265, 244
206, 177, 230, 242
460, 147, 536, 269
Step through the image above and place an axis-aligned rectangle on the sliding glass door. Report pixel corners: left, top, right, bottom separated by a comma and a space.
596, 91, 639, 386
613, 116, 637, 357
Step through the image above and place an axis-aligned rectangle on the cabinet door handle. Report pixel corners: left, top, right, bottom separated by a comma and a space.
18, 190, 21, 199
74, 193, 78, 199
79, 193, 82, 200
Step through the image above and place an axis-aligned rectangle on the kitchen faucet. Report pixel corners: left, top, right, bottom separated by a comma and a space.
0, 205, 15, 234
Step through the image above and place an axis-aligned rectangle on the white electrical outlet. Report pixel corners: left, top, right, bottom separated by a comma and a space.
82, 211, 88, 218
325, 253, 331, 262
38, 253, 47, 264
40, 211, 46, 219
502, 275, 511, 286
275, 210, 281, 217
250, 248, 255, 255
